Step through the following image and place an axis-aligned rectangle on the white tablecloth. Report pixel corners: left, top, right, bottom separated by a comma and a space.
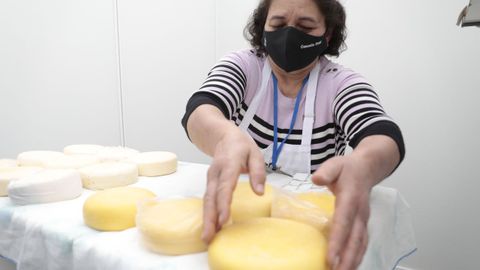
0, 162, 416, 270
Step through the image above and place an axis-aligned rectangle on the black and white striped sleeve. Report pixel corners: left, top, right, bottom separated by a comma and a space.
333, 81, 405, 162
181, 55, 247, 135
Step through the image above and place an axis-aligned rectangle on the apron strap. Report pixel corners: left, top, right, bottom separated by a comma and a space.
239, 61, 271, 131
301, 63, 322, 147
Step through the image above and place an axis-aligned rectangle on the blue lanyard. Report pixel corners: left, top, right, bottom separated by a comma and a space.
271, 74, 309, 170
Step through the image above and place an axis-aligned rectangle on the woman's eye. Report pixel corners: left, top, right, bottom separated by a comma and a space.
300, 26, 314, 32
271, 24, 286, 29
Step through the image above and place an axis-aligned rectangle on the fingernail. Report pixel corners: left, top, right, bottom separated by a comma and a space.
218, 213, 228, 226
332, 256, 340, 270
256, 184, 264, 193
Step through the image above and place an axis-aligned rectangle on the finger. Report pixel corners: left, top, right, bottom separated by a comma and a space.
312, 156, 344, 187
202, 166, 220, 243
247, 148, 266, 195
327, 190, 358, 269
354, 228, 369, 267
353, 203, 371, 267
337, 217, 367, 270
216, 165, 241, 226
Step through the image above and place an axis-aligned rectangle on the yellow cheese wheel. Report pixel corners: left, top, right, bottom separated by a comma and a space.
83, 187, 155, 231
231, 182, 273, 222
208, 217, 327, 270
136, 198, 207, 255
271, 190, 335, 233
298, 191, 336, 218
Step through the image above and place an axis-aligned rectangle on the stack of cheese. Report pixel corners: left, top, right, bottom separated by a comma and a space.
0, 144, 178, 204
63, 145, 140, 190
134, 181, 334, 268
208, 185, 335, 270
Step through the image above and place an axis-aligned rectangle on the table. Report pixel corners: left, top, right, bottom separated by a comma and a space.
0, 162, 416, 270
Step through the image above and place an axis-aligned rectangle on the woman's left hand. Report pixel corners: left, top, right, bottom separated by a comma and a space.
312, 154, 374, 270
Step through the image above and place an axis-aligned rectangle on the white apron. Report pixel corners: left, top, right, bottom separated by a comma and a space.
239, 60, 323, 181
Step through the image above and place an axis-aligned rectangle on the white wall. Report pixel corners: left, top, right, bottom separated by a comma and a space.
0, 0, 123, 157
1, 0, 479, 269
116, 0, 215, 163
339, 1, 480, 269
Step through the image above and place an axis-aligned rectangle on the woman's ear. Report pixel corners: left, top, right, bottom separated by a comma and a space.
325, 28, 332, 43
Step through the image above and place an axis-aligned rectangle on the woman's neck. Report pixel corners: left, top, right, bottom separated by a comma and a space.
269, 57, 318, 98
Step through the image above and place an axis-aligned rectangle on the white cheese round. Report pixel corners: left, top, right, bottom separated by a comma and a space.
17, 151, 65, 167
97, 146, 139, 162
126, 151, 177, 177
0, 167, 43, 196
64, 144, 105, 155
8, 169, 83, 205
44, 154, 100, 169
0, 159, 18, 169
79, 162, 138, 190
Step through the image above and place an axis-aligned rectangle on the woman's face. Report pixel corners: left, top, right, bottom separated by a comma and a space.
265, 0, 327, 37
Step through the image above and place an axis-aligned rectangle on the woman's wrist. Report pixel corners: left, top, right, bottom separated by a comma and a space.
350, 135, 401, 189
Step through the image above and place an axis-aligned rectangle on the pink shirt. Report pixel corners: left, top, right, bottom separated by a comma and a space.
195, 49, 393, 172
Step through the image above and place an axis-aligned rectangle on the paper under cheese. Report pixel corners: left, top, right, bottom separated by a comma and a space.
231, 181, 273, 222
83, 187, 156, 231
0, 166, 43, 196
136, 198, 207, 255
208, 217, 328, 270
79, 162, 138, 190
126, 151, 177, 177
8, 169, 83, 205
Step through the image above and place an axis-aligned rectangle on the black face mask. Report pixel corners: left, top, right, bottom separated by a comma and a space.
263, 26, 328, 72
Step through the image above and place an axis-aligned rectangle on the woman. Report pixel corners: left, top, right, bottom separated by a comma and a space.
182, 0, 404, 269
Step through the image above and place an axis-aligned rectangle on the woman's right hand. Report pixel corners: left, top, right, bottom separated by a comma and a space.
201, 125, 266, 243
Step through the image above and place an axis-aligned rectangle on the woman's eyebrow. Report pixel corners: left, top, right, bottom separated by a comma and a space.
270, 15, 286, 21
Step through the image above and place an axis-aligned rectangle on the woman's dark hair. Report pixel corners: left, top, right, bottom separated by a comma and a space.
244, 0, 347, 57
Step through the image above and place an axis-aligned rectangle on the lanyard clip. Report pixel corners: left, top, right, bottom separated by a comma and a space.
267, 162, 278, 171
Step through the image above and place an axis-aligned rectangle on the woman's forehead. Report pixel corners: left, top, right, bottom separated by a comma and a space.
268, 0, 323, 20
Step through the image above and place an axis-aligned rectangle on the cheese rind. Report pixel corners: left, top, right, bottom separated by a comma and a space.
208, 217, 327, 270
83, 187, 156, 231
79, 162, 138, 190
0, 167, 43, 196
126, 151, 177, 177
136, 198, 207, 255
231, 182, 273, 222
17, 151, 65, 167
64, 144, 105, 155
7, 169, 83, 205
